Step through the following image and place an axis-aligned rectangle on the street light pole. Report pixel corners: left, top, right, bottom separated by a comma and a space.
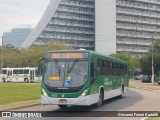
151, 37, 154, 84
0, 36, 3, 81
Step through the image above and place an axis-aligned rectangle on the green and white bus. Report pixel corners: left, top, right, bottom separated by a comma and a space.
41, 50, 129, 108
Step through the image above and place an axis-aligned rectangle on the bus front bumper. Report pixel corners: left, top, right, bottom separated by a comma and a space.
41, 95, 91, 106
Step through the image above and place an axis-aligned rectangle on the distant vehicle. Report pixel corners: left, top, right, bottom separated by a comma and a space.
142, 75, 151, 83
158, 81, 160, 85
135, 75, 143, 80
1, 67, 40, 83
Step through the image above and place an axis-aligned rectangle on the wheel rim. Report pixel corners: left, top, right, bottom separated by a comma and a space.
121, 86, 124, 96
98, 91, 103, 106
99, 93, 102, 102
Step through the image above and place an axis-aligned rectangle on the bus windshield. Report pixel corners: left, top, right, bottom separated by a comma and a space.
44, 59, 88, 88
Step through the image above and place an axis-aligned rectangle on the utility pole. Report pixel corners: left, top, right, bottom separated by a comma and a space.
0, 36, 3, 81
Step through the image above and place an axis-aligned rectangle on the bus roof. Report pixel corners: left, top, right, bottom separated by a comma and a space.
2, 67, 37, 69
90, 51, 127, 65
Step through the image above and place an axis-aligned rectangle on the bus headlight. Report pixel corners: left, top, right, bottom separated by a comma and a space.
41, 89, 48, 97
80, 89, 88, 97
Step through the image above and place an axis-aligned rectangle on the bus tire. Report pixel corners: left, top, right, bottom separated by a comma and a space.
119, 84, 124, 98
2, 78, 6, 82
96, 88, 104, 107
58, 105, 68, 108
24, 78, 29, 83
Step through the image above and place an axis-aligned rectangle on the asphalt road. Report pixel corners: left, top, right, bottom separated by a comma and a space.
2, 88, 160, 120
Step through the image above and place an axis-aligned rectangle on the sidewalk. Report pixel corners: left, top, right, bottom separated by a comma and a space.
0, 99, 40, 111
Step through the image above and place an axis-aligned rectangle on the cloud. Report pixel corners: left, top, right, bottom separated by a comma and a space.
0, 0, 50, 35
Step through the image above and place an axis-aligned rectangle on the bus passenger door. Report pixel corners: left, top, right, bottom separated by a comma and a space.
30, 70, 34, 82
90, 58, 97, 85
7, 70, 12, 81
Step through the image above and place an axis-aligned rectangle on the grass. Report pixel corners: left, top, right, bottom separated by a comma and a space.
0, 83, 40, 105
145, 117, 160, 120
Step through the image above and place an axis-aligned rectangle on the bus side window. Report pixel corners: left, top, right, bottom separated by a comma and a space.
3, 70, 7, 74
35, 70, 39, 76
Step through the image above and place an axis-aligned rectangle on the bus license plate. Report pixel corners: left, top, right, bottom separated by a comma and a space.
58, 99, 67, 103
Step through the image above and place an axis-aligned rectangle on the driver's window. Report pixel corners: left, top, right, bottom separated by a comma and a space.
91, 62, 94, 78
91, 62, 96, 78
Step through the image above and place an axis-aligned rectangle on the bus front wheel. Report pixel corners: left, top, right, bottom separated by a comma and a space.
96, 89, 104, 107
58, 105, 68, 108
24, 78, 29, 83
2, 78, 6, 82
119, 85, 124, 98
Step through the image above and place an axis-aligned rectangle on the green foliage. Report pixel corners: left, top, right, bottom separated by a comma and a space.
110, 53, 140, 71
140, 39, 160, 75
0, 43, 73, 67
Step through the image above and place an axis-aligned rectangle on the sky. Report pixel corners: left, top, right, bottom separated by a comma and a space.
0, 0, 50, 44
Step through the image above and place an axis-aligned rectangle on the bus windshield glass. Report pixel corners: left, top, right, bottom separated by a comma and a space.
44, 59, 88, 88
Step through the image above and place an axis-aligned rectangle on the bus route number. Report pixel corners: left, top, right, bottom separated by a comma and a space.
52, 53, 83, 59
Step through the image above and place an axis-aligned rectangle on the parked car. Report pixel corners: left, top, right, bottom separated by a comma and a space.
135, 75, 143, 80
142, 75, 152, 83
158, 81, 160, 85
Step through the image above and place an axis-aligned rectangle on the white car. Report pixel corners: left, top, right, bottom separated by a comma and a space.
135, 75, 143, 80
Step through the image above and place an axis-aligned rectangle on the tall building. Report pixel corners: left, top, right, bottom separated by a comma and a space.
96, 0, 160, 56
21, 0, 95, 50
3, 24, 32, 48
116, 0, 160, 57
21, 0, 160, 57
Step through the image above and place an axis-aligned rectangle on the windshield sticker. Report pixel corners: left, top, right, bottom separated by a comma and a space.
67, 76, 71, 81
49, 76, 60, 81
64, 80, 71, 87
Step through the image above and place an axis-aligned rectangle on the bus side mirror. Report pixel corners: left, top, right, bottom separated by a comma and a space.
39, 57, 45, 61
38, 57, 45, 76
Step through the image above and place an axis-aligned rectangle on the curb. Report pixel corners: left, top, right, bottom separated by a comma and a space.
0, 101, 40, 111
130, 87, 160, 93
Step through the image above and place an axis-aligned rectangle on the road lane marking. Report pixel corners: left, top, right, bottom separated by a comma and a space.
141, 117, 148, 120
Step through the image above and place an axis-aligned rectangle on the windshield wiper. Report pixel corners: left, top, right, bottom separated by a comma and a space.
54, 59, 61, 78
67, 64, 70, 77
59, 66, 61, 78
68, 59, 78, 73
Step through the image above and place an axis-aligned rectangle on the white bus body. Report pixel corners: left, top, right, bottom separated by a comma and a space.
1, 67, 41, 83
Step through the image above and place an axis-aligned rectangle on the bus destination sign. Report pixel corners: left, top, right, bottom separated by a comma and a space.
47, 53, 88, 59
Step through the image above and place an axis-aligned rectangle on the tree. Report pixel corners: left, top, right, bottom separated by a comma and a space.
0, 43, 74, 68
110, 53, 140, 71
140, 39, 160, 75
